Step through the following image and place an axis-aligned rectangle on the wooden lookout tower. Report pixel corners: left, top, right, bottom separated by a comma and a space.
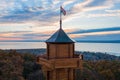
37, 6, 82, 80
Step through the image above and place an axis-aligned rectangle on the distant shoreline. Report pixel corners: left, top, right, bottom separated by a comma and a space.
76, 40, 120, 43
0, 40, 120, 43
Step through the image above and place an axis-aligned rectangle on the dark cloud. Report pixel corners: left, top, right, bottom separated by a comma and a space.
74, 33, 120, 41
69, 27, 120, 34
22, 33, 49, 37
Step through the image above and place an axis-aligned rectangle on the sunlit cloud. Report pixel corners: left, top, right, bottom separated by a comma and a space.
0, 37, 23, 41
0, 33, 14, 37
63, 0, 75, 6
105, 9, 120, 13
87, 13, 120, 17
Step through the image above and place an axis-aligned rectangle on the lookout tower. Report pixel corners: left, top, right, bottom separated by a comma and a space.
37, 6, 82, 80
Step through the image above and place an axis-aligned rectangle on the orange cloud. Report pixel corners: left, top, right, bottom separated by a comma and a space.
0, 33, 14, 37
0, 37, 23, 41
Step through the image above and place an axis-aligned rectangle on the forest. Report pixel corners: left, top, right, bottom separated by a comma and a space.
0, 49, 120, 80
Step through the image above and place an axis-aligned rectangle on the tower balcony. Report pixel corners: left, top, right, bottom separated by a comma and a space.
37, 56, 83, 71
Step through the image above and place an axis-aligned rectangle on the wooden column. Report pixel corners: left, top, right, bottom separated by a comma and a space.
46, 43, 75, 80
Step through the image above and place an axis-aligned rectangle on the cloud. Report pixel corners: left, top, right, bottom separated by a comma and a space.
63, 0, 75, 6
86, 9, 120, 17
62, 0, 120, 21
0, 31, 32, 34
71, 0, 116, 13
68, 27, 120, 38
0, 0, 120, 38
0, 1, 93, 22
105, 9, 120, 13
0, 0, 119, 26
80, 0, 116, 15
0, 37, 23, 41
69, 30, 120, 39
0, 28, 77, 41
87, 13, 120, 17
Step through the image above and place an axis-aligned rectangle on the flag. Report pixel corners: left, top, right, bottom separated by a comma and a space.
60, 6, 66, 15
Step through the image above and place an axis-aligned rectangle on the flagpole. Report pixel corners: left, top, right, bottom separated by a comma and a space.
60, 6, 62, 29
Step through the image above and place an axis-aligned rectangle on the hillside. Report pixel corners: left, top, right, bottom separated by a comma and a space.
1, 49, 120, 80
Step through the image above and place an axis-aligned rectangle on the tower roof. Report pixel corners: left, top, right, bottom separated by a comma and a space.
46, 28, 74, 43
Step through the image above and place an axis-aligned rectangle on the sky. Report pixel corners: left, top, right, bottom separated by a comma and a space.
0, 0, 120, 41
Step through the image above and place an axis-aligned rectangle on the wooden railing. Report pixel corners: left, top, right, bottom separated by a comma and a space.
37, 57, 82, 71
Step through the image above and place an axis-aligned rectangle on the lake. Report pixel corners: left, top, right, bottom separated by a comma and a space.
0, 42, 120, 56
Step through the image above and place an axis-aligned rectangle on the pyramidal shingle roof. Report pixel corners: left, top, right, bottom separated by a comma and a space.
46, 28, 74, 43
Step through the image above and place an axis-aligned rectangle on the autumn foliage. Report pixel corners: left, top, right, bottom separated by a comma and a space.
0, 49, 120, 80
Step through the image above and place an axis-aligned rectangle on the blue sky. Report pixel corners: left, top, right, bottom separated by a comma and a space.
0, 0, 120, 41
